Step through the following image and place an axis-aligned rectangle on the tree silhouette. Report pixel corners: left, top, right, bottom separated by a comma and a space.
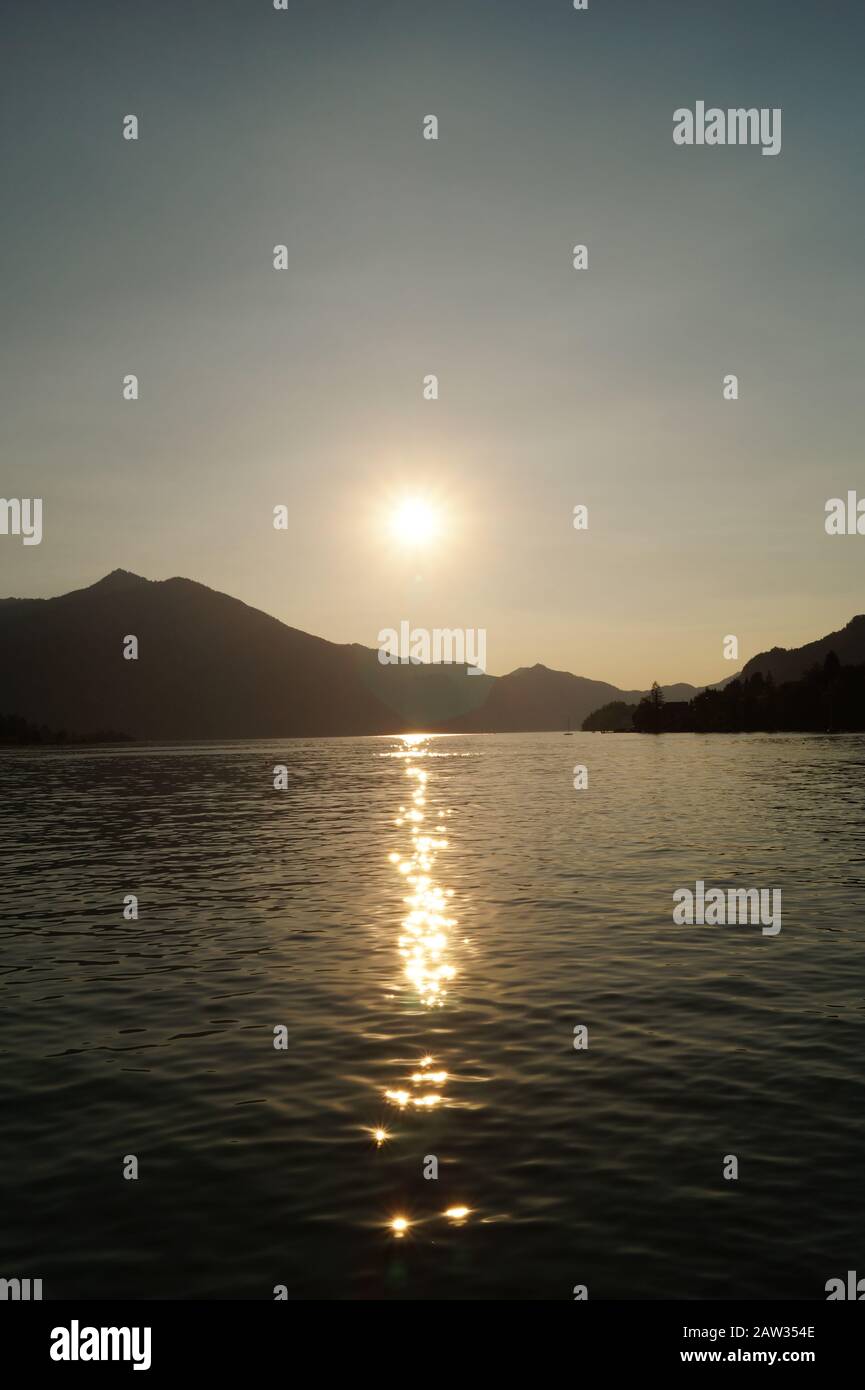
618, 656, 865, 733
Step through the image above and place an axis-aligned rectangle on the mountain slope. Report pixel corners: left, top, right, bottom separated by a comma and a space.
741, 615, 865, 683
0, 571, 493, 738
442, 664, 700, 733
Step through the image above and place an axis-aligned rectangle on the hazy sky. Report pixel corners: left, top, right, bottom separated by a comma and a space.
3, 0, 864, 687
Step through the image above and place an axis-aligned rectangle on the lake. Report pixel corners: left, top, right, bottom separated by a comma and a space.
1, 731, 864, 1299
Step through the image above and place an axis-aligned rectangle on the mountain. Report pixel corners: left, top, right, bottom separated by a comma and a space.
0, 570, 850, 740
0, 570, 492, 739
444, 663, 702, 733
740, 615, 865, 684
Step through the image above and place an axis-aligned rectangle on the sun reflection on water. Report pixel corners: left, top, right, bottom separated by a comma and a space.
370, 734, 473, 1236
390, 736, 458, 1013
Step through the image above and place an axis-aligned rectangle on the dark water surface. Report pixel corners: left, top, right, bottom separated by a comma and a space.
2, 732, 864, 1300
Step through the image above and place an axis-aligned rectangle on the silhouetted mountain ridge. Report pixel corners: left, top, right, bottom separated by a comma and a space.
1, 572, 860, 739
741, 615, 865, 683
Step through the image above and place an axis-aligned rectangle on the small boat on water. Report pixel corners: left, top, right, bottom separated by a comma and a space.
564, 715, 573, 735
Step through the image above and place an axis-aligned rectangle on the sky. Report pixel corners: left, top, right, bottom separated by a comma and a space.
2, 0, 864, 688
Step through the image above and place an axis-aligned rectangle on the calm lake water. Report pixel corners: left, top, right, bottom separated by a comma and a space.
2, 732, 864, 1300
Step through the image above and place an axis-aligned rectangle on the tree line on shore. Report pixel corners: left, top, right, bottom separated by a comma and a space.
0, 713, 133, 745
582, 653, 865, 733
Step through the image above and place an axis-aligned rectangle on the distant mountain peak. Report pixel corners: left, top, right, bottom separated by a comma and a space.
91, 569, 149, 589
513, 662, 565, 677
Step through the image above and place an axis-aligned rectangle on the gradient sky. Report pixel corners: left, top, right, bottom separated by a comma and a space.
2, 0, 864, 687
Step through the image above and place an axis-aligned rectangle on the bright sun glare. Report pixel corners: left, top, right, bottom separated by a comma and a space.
390, 498, 439, 547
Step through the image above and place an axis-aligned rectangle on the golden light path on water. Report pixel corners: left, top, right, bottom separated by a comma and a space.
375, 733, 472, 1238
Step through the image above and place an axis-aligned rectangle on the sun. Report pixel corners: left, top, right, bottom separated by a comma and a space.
390, 498, 439, 547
